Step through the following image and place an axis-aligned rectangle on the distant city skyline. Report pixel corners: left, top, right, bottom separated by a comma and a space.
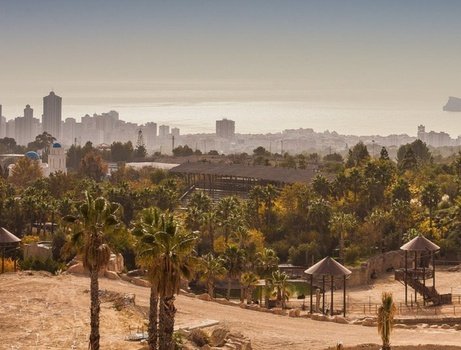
1, 1, 461, 136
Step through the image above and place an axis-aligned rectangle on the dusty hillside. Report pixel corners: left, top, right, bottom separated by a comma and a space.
1, 272, 461, 349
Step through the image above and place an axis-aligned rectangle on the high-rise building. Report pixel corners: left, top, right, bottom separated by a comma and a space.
0, 105, 5, 138
141, 122, 157, 150
43, 91, 62, 140
14, 105, 40, 145
171, 127, 180, 137
159, 125, 170, 137
6, 119, 15, 139
216, 118, 235, 139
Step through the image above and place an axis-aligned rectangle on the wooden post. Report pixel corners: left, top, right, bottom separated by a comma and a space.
322, 275, 325, 315
405, 250, 408, 305
432, 252, 436, 288
343, 275, 347, 317
310, 274, 313, 314
330, 275, 334, 317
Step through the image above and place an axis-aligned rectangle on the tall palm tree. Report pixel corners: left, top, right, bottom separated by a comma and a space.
377, 292, 397, 350
139, 214, 198, 350
199, 253, 227, 298
63, 192, 121, 350
256, 248, 279, 308
222, 245, 246, 300
132, 207, 162, 350
216, 196, 242, 244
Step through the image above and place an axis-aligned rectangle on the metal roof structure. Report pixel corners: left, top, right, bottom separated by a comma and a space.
170, 162, 319, 184
304, 256, 352, 277
400, 235, 440, 252
0, 227, 21, 247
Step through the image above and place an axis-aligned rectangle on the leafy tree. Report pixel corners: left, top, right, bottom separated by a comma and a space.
216, 196, 244, 244
391, 178, 411, 202
110, 141, 133, 162
253, 146, 270, 157
63, 193, 121, 350
9, 156, 43, 188
172, 145, 194, 157
329, 212, 358, 262
312, 174, 330, 199
323, 153, 343, 163
421, 182, 441, 228
134, 144, 147, 159
380, 147, 390, 161
346, 142, 370, 167
79, 151, 107, 181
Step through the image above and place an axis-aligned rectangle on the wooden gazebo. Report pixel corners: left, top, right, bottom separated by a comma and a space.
396, 235, 451, 306
305, 256, 352, 317
0, 227, 21, 273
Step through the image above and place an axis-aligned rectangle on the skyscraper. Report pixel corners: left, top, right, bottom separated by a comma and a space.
42, 91, 62, 140
0, 105, 5, 138
216, 118, 235, 139
15, 105, 40, 145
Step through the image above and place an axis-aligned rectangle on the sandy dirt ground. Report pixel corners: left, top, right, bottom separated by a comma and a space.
1, 272, 461, 350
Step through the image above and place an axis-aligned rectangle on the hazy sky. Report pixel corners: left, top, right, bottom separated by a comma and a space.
1, 0, 461, 126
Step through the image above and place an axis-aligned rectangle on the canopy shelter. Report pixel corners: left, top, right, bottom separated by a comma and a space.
0, 227, 21, 273
396, 235, 451, 306
305, 256, 352, 317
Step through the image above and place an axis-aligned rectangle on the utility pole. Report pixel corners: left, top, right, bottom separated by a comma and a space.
172, 135, 175, 153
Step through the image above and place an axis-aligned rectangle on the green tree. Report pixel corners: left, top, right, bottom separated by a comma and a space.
79, 151, 107, 181
312, 174, 330, 199
199, 253, 227, 299
380, 147, 390, 161
256, 248, 279, 308
270, 270, 289, 309
9, 156, 43, 188
421, 182, 441, 228
240, 271, 259, 304
329, 212, 358, 262
346, 142, 370, 167
391, 178, 411, 202
63, 193, 121, 350
137, 213, 198, 350
222, 245, 246, 300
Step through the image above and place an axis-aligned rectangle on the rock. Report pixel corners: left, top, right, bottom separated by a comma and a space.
197, 293, 212, 301
430, 325, 439, 329
66, 262, 86, 275
210, 326, 230, 347
393, 324, 407, 329
289, 309, 301, 317
334, 315, 348, 324
126, 269, 145, 277
440, 324, 451, 329
201, 345, 212, 350
454, 324, 461, 331
271, 308, 287, 316
362, 318, 377, 327
130, 277, 151, 288
104, 270, 120, 280
311, 313, 329, 321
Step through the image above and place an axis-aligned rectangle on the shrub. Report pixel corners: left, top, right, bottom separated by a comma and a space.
189, 329, 210, 347
19, 258, 64, 274
173, 332, 183, 350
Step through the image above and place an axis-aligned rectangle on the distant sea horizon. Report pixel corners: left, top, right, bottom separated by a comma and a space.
1, 81, 459, 138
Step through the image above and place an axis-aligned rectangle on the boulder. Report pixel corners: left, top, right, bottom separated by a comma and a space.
334, 315, 348, 324
66, 262, 86, 275
104, 270, 120, 280
272, 308, 287, 316
362, 318, 377, 327
289, 309, 301, 317
440, 324, 451, 329
210, 326, 230, 347
197, 293, 212, 301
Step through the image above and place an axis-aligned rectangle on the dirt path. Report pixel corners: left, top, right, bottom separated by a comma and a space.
1, 273, 461, 349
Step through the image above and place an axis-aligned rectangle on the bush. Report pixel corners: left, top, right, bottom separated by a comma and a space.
19, 258, 64, 274
173, 332, 183, 350
189, 329, 210, 347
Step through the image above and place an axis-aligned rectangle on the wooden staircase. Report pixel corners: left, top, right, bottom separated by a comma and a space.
395, 269, 452, 305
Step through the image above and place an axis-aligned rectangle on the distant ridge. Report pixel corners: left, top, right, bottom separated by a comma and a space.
443, 96, 461, 112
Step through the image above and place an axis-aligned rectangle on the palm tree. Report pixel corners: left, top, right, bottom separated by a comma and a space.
329, 212, 357, 263
240, 271, 259, 304
139, 214, 198, 350
270, 270, 289, 309
199, 253, 227, 298
377, 292, 397, 350
132, 207, 162, 350
222, 245, 246, 300
216, 196, 242, 244
263, 185, 278, 226
63, 192, 121, 350
256, 248, 279, 308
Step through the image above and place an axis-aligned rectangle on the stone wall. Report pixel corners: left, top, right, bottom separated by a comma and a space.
347, 250, 405, 287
